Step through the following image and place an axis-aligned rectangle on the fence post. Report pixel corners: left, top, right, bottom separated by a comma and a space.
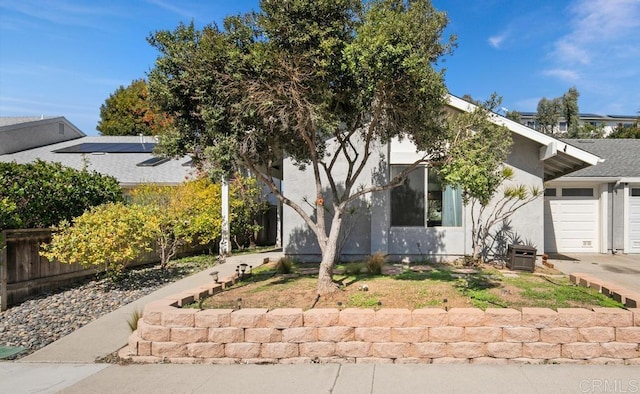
1, 230, 7, 312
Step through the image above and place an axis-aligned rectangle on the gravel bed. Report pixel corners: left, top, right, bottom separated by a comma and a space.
0, 258, 215, 360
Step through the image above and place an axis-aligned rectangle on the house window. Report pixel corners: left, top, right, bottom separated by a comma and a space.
562, 188, 593, 197
390, 165, 462, 227
559, 122, 567, 132
544, 188, 557, 197
631, 188, 640, 197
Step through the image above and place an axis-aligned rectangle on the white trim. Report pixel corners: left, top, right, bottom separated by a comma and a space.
599, 184, 608, 254
446, 94, 602, 166
549, 177, 621, 183
624, 183, 630, 253
539, 142, 557, 161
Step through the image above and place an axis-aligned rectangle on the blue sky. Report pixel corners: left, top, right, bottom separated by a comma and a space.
1, 0, 639, 136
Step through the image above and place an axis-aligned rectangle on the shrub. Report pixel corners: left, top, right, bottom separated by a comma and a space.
0, 160, 123, 230
42, 202, 156, 279
365, 253, 385, 275
275, 257, 294, 274
130, 179, 223, 268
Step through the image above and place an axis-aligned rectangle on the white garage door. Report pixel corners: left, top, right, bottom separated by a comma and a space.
630, 187, 640, 254
544, 187, 598, 253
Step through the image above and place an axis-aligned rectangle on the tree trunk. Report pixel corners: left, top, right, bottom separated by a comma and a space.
316, 212, 344, 295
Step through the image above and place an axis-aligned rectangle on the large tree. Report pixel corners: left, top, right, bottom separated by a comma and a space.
97, 79, 171, 136
147, 0, 462, 294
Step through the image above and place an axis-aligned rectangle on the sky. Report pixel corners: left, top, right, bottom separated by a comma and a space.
1, 0, 639, 136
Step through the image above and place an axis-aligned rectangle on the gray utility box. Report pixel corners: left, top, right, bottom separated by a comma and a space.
506, 244, 537, 272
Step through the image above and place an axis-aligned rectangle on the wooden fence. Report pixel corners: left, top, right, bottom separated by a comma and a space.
0, 229, 209, 311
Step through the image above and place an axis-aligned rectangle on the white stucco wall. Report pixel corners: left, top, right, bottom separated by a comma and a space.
283, 133, 546, 262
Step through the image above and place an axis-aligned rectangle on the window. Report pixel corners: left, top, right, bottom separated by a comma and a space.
544, 188, 557, 197
562, 188, 593, 197
390, 165, 461, 227
631, 188, 640, 197
559, 122, 567, 132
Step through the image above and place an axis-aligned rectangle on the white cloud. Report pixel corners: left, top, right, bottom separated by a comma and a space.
488, 33, 507, 49
145, 0, 194, 20
550, 0, 640, 65
543, 68, 580, 82
541, 0, 640, 113
0, 0, 117, 29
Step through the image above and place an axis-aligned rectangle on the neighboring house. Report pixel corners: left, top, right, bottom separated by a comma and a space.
544, 139, 640, 255
1, 116, 280, 245
0, 117, 193, 188
518, 112, 637, 136
282, 95, 602, 262
0, 116, 84, 155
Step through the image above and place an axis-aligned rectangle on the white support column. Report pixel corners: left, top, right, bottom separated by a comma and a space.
220, 177, 231, 256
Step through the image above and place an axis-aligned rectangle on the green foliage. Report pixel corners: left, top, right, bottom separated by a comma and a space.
42, 203, 156, 279
344, 262, 366, 276
562, 86, 580, 136
229, 175, 269, 249
608, 120, 640, 139
347, 292, 381, 308
505, 110, 522, 123
567, 122, 605, 139
0, 160, 124, 231
439, 95, 541, 262
130, 179, 222, 268
97, 79, 171, 136
364, 252, 385, 275
439, 94, 513, 206
147, 0, 457, 292
536, 97, 561, 134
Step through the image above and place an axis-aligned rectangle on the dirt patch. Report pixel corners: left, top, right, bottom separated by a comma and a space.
198, 262, 622, 311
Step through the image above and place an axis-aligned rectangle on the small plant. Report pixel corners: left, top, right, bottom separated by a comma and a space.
127, 309, 142, 332
364, 253, 385, 275
275, 256, 294, 274
344, 262, 365, 275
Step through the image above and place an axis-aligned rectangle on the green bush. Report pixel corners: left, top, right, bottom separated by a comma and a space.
41, 202, 156, 279
0, 160, 123, 230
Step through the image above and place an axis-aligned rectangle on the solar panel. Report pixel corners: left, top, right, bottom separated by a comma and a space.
136, 157, 170, 167
53, 142, 156, 154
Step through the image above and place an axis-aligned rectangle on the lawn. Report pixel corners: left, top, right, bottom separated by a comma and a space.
197, 260, 623, 311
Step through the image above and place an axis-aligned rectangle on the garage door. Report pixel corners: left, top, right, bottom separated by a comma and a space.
630, 187, 640, 254
544, 187, 598, 253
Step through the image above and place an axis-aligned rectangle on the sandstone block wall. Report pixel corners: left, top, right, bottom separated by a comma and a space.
125, 278, 640, 365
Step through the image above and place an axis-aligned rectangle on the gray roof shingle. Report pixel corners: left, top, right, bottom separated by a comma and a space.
562, 139, 640, 178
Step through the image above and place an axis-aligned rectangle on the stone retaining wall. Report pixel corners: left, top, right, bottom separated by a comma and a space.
124, 275, 640, 365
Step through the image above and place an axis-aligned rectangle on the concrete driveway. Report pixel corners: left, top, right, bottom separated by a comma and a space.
548, 253, 640, 294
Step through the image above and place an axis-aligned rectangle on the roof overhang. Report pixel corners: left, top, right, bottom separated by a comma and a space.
547, 176, 640, 184
446, 95, 603, 181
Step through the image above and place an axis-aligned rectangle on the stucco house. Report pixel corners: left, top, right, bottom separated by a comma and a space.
281, 95, 602, 262
544, 139, 640, 255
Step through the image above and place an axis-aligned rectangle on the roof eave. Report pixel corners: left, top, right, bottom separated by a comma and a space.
445, 94, 602, 181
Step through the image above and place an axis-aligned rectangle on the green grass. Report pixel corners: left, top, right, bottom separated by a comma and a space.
347, 292, 383, 308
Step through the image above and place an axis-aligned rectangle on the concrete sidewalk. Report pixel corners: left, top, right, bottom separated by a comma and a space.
1, 363, 638, 394
2, 250, 640, 394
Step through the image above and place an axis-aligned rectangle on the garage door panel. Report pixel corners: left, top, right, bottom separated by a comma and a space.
544, 197, 598, 253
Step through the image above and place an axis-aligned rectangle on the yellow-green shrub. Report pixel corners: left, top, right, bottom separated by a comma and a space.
42, 202, 156, 279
